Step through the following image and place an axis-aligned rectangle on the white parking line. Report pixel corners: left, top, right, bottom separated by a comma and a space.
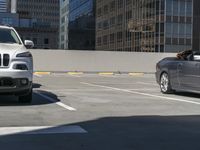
81, 82, 200, 106
0, 126, 87, 136
35, 92, 76, 111
68, 74, 81, 78
41, 88, 157, 92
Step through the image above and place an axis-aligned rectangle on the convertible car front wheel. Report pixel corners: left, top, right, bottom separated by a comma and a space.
160, 72, 173, 94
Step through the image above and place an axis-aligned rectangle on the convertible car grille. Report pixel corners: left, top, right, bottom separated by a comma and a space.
0, 54, 10, 67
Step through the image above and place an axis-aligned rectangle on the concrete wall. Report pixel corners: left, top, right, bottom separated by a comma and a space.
30, 50, 176, 73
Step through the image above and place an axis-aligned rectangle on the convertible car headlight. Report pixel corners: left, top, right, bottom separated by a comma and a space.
16, 52, 32, 57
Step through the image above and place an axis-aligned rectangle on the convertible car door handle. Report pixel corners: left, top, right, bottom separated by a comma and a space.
177, 63, 183, 72
195, 63, 200, 67
178, 63, 183, 68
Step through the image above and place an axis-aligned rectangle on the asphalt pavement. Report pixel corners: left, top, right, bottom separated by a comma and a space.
0, 73, 200, 150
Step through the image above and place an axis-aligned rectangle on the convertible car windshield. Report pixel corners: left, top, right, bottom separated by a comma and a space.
0, 29, 21, 44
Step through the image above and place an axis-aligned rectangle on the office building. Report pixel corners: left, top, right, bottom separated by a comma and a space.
96, 0, 193, 52
193, 0, 200, 50
59, 0, 69, 49
59, 0, 96, 50
15, 0, 60, 49
1, 0, 60, 49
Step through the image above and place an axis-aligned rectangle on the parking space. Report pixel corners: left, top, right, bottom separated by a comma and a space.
1, 73, 200, 149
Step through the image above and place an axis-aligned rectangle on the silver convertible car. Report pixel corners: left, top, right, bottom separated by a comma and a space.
156, 50, 200, 94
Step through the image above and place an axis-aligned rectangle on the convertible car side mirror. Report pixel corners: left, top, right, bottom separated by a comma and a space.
193, 55, 200, 61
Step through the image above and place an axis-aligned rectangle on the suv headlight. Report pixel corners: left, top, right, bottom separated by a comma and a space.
16, 52, 32, 57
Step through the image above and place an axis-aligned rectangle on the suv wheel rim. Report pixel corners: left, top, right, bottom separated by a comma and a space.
160, 73, 169, 92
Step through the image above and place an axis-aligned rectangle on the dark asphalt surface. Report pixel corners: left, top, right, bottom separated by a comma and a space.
0, 73, 200, 150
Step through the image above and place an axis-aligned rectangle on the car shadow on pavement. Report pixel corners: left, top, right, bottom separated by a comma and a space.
33, 83, 42, 89
174, 91, 200, 98
0, 89, 60, 106
0, 115, 200, 150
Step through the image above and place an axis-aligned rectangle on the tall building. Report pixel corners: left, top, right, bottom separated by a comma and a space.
59, 0, 96, 50
96, 0, 193, 52
0, 0, 7, 13
59, 0, 69, 49
3, 0, 60, 49
193, 0, 200, 50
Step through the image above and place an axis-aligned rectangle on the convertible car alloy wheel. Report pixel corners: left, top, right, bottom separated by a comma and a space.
160, 73, 171, 93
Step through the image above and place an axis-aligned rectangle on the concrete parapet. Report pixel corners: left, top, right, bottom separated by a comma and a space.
30, 49, 175, 73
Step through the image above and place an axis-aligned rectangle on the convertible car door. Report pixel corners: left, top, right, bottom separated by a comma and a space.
178, 60, 200, 90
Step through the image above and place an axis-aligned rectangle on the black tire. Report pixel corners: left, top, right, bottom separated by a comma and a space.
160, 72, 173, 94
18, 90, 32, 103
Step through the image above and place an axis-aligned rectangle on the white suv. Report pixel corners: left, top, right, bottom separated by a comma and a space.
0, 25, 33, 103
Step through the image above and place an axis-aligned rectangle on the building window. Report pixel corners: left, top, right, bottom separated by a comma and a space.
110, 33, 115, 44
61, 35, 64, 41
186, 24, 192, 38
2, 18, 13, 25
186, 1, 192, 16
33, 38, 37, 44
97, 37, 102, 46
173, 0, 179, 16
97, 8, 102, 17
117, 32, 122, 42
97, 22, 102, 30
110, 17, 115, 26
103, 20, 109, 29
117, 14, 123, 25
118, 0, 123, 9
104, 5, 108, 15
103, 35, 108, 45
61, 16, 65, 24
166, 23, 172, 38
126, 31, 131, 41
44, 38, 49, 44
126, 11, 132, 21
110, 1, 115, 11
126, 0, 131, 5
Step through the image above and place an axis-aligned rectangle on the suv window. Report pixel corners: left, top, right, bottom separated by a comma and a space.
0, 28, 22, 44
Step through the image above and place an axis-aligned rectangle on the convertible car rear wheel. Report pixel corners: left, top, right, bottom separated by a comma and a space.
160, 72, 173, 94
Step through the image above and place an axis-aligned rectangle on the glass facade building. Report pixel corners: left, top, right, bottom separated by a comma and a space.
193, 0, 200, 50
0, 0, 7, 13
59, 0, 69, 49
96, 0, 194, 52
68, 0, 95, 50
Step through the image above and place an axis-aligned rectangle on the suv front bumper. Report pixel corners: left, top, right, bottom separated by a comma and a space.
0, 69, 32, 95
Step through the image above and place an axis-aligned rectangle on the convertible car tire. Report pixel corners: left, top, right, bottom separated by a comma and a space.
160, 72, 173, 94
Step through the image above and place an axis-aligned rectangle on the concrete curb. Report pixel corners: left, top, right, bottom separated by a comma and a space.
34, 71, 155, 76
34, 72, 51, 75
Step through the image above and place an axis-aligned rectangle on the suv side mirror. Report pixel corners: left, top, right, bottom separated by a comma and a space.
24, 40, 34, 49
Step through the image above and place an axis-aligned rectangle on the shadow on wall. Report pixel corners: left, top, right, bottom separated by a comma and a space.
0, 115, 200, 150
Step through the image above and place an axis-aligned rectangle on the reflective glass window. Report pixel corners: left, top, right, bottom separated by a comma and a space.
166, 0, 173, 15
173, 0, 179, 16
